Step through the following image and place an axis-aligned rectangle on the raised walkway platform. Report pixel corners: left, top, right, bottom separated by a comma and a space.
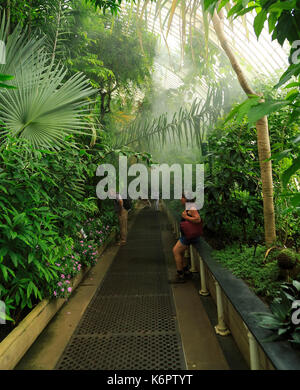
16, 208, 247, 370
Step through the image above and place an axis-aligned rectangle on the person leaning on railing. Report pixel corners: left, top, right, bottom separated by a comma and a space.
169, 192, 202, 284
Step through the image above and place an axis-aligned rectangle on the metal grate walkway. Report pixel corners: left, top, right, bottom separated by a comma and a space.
55, 208, 186, 370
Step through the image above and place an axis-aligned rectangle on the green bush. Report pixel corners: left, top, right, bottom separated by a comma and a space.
0, 137, 117, 324
202, 121, 264, 244
253, 281, 300, 346
213, 244, 281, 301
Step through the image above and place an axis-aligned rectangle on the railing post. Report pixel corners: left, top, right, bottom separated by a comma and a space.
213, 276, 230, 336
244, 322, 260, 370
198, 253, 209, 296
189, 245, 197, 273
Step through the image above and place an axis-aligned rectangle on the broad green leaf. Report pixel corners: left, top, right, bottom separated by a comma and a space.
268, 12, 278, 34
253, 9, 267, 39
269, 1, 298, 12
0, 17, 97, 150
28, 253, 35, 264
292, 280, 300, 292
282, 156, 300, 187
285, 89, 299, 101
248, 100, 289, 123
227, 3, 244, 18
0, 264, 8, 281
0, 247, 8, 257
284, 82, 300, 89
10, 252, 20, 267
278, 328, 289, 336
275, 63, 300, 89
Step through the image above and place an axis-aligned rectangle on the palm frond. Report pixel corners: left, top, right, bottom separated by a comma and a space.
0, 15, 96, 149
114, 91, 223, 151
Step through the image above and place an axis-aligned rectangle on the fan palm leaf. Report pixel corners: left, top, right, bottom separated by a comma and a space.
0, 14, 96, 149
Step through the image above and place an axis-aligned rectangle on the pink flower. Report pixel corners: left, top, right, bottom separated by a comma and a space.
61, 274, 65, 279
58, 282, 62, 287
53, 291, 57, 296
56, 263, 60, 267
67, 275, 71, 279
68, 287, 72, 293
66, 280, 70, 284
61, 288, 64, 292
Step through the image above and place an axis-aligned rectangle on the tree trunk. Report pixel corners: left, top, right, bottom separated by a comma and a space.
212, 10, 276, 245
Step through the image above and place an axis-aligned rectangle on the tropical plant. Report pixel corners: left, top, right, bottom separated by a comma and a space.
198, 119, 265, 243
86, 0, 282, 246
213, 244, 281, 300
204, 0, 300, 208
253, 280, 300, 346
0, 13, 96, 149
116, 91, 223, 153
0, 134, 119, 324
66, 0, 157, 123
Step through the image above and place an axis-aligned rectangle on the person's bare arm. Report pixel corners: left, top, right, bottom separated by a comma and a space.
182, 209, 201, 223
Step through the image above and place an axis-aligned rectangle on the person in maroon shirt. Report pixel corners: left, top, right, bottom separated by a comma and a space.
169, 193, 201, 284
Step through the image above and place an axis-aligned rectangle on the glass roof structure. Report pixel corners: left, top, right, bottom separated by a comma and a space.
123, 1, 290, 93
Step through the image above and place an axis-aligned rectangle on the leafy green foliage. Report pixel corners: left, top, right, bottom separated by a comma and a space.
213, 244, 281, 300
65, 1, 157, 124
253, 280, 300, 345
0, 13, 96, 149
203, 0, 300, 211
85, 0, 128, 14
47, 214, 116, 300
204, 0, 300, 45
201, 120, 264, 244
183, 27, 244, 114
118, 91, 223, 153
223, 97, 300, 211
0, 136, 117, 324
